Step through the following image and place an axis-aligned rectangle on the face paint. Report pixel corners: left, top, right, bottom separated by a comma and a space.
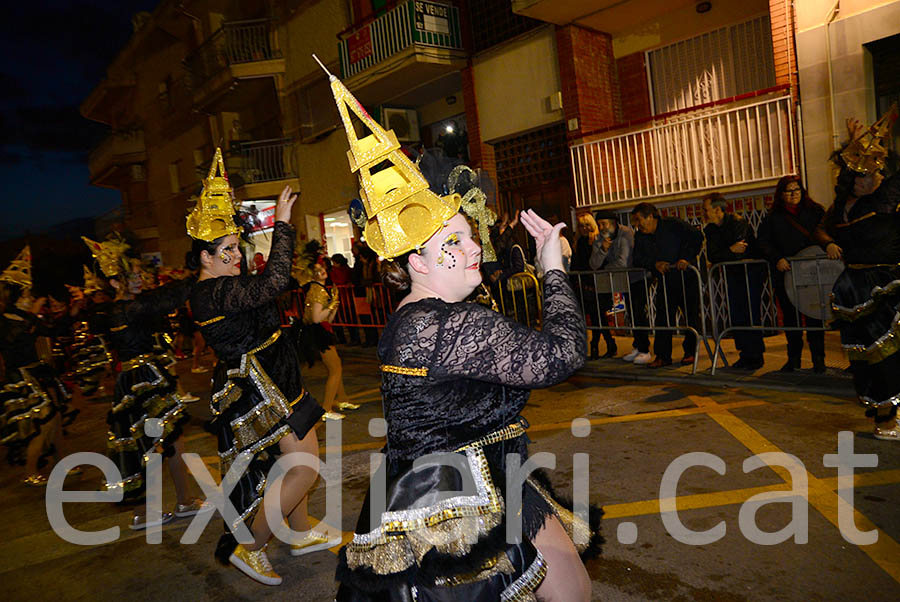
219, 253, 231, 264
439, 233, 462, 269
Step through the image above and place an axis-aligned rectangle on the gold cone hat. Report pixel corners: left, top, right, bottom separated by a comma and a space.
82, 235, 130, 278
841, 103, 898, 175
186, 148, 242, 242
0, 245, 32, 289
316, 56, 459, 259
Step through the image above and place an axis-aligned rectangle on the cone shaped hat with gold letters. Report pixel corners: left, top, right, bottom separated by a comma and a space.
82, 234, 130, 278
841, 103, 898, 175
314, 55, 460, 259
0, 245, 32, 289
186, 148, 242, 242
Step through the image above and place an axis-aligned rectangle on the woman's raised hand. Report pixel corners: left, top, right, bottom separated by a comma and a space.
275, 185, 298, 224
520, 209, 566, 274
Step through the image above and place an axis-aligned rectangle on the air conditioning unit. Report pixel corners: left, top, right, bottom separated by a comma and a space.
381, 107, 420, 142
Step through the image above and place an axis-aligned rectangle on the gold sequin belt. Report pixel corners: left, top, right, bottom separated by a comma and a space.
120, 353, 159, 371
249, 329, 281, 354
455, 417, 529, 452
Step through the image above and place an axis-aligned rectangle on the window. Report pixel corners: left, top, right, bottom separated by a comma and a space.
468, 0, 541, 53
494, 123, 569, 191
291, 76, 341, 142
169, 161, 181, 194
648, 15, 776, 114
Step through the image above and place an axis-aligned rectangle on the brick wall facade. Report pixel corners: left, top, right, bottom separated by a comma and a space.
616, 52, 652, 122
769, 0, 798, 98
555, 24, 621, 139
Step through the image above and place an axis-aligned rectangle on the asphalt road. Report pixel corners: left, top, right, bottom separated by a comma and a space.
2, 347, 898, 601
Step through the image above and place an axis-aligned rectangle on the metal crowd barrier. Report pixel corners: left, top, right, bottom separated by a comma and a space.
569, 266, 711, 374
497, 272, 543, 329
707, 253, 841, 374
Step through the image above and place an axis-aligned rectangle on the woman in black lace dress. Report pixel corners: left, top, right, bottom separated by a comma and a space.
189, 184, 334, 586
335, 210, 599, 602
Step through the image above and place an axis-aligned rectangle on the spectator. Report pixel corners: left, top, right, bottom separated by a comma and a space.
590, 209, 650, 362
702, 193, 765, 370
632, 202, 704, 368
571, 213, 604, 359
330, 253, 352, 345
352, 244, 379, 347
757, 175, 834, 373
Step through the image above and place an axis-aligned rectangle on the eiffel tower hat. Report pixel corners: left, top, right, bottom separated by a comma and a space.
186, 148, 242, 242
314, 55, 460, 260
0, 245, 32, 289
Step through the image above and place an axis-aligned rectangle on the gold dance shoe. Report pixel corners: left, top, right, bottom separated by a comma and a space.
229, 544, 282, 585
290, 529, 341, 556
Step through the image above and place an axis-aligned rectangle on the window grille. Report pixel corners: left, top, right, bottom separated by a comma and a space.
494, 123, 569, 191
648, 15, 775, 114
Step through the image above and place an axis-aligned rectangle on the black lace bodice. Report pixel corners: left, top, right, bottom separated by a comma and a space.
377, 269, 586, 461
94, 279, 194, 360
191, 221, 295, 365
827, 174, 900, 265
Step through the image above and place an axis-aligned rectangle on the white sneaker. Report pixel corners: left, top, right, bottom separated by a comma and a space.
632, 352, 652, 365
622, 349, 640, 362
874, 417, 900, 441
180, 392, 199, 403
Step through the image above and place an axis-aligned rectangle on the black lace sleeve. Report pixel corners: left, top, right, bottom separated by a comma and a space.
206, 221, 296, 314
430, 269, 586, 387
123, 277, 196, 322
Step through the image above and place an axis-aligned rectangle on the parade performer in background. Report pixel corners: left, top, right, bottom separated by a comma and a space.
0, 247, 75, 485
316, 59, 601, 601
68, 268, 115, 397
299, 259, 359, 420
820, 107, 900, 440
187, 150, 335, 586
82, 235, 207, 528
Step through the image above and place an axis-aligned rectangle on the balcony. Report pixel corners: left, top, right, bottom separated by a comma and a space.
569, 87, 798, 208
220, 138, 299, 201
337, 0, 467, 106
88, 129, 146, 188
184, 19, 285, 111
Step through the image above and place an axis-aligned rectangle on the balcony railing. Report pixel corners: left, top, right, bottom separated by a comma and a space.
569, 88, 797, 207
222, 138, 296, 187
338, 0, 463, 79
185, 19, 281, 90
88, 129, 145, 180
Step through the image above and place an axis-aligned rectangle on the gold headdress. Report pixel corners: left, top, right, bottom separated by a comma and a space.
186, 148, 242, 242
82, 234, 130, 278
841, 103, 898, 175
82, 265, 105, 294
315, 55, 460, 259
0, 245, 32, 289
448, 165, 497, 263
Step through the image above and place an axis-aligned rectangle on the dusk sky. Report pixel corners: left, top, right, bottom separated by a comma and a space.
0, 1, 157, 241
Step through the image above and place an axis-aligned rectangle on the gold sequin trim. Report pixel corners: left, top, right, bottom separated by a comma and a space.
109, 324, 128, 332
831, 276, 900, 322
844, 310, 900, 364
500, 551, 547, 602
197, 315, 225, 327
526, 477, 593, 554
834, 211, 876, 228
381, 365, 428, 377
455, 420, 527, 451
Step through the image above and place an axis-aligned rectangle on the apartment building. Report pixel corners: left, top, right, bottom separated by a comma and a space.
81, 1, 900, 265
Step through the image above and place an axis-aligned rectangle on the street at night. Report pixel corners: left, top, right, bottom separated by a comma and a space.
3, 349, 898, 601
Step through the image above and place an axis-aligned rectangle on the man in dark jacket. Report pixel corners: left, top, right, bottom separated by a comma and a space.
702, 193, 765, 369
632, 202, 704, 367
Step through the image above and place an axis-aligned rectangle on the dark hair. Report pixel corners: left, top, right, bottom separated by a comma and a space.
381, 251, 413, 292
702, 192, 728, 211
331, 253, 348, 266
186, 236, 225, 271
631, 202, 659, 218
772, 175, 819, 213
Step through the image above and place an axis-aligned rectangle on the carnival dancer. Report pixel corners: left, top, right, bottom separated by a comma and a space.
819, 109, 900, 440
299, 260, 360, 420
0, 248, 74, 484
187, 151, 334, 586
68, 269, 115, 397
318, 60, 601, 601
82, 235, 207, 528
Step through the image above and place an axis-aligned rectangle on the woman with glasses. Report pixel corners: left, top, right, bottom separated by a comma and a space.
757, 175, 837, 373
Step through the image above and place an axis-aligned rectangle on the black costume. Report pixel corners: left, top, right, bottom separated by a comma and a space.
633, 217, 704, 362
335, 270, 601, 601
704, 213, 766, 365
824, 173, 900, 423
190, 221, 325, 562
0, 308, 74, 465
757, 201, 830, 367
92, 281, 193, 499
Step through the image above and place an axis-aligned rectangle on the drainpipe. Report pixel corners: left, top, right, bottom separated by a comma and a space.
825, 0, 841, 149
